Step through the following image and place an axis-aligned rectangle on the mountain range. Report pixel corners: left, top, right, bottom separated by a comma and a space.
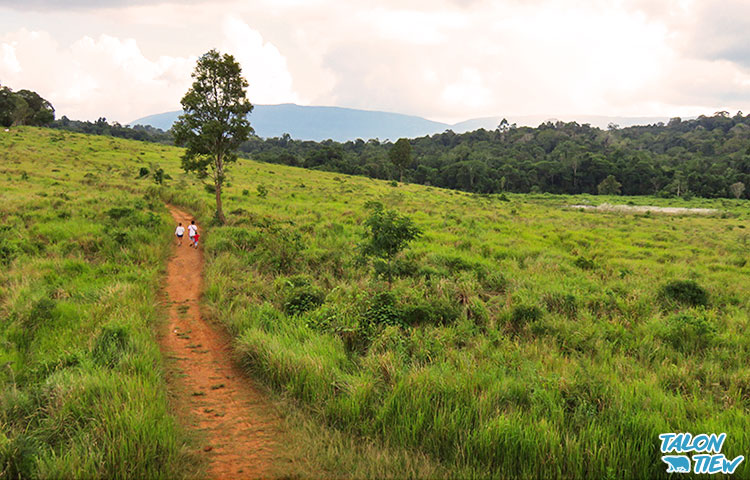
130, 104, 673, 142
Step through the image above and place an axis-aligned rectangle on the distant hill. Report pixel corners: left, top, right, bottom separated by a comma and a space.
130, 104, 673, 142
131, 104, 450, 142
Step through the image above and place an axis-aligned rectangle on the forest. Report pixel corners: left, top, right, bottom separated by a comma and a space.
5, 86, 748, 199
241, 113, 750, 199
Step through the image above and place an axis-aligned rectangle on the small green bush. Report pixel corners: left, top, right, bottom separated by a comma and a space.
282, 277, 325, 316
659, 312, 716, 352
573, 256, 596, 270
362, 291, 405, 329
105, 207, 134, 220
659, 280, 709, 307
509, 304, 543, 331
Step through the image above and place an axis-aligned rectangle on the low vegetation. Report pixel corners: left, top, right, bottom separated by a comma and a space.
0, 128, 193, 479
2, 126, 749, 478
177, 138, 747, 477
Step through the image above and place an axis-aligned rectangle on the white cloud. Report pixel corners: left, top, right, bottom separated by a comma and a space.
220, 15, 299, 105
0, 42, 21, 74
2, 0, 750, 123
0, 16, 300, 122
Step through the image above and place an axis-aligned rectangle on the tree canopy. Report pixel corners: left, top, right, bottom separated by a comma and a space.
0, 86, 54, 127
172, 49, 254, 223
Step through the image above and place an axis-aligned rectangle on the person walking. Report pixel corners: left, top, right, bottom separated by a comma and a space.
188, 220, 198, 248
175, 222, 185, 246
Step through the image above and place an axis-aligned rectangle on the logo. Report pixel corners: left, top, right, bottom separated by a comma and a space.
659, 433, 744, 475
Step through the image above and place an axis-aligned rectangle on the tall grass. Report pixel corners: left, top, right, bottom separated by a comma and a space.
0, 128, 194, 479
188, 153, 750, 478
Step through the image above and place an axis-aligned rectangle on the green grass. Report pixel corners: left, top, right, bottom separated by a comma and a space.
3, 127, 749, 478
0, 128, 195, 479
183, 146, 749, 478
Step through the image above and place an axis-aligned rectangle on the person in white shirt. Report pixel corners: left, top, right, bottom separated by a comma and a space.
175, 223, 185, 246
188, 220, 198, 248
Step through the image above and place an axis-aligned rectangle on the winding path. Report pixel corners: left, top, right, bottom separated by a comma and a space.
161, 205, 283, 479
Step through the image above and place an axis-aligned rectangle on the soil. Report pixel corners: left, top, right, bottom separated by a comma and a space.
160, 205, 285, 479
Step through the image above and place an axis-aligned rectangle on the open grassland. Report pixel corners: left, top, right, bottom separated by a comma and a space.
0, 128, 194, 479
2, 127, 749, 478
179, 145, 749, 478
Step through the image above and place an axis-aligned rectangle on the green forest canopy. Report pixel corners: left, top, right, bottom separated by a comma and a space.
40, 100, 750, 200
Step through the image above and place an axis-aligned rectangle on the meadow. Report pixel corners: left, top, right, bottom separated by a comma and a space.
188, 137, 749, 477
0, 128, 194, 478
2, 127, 749, 478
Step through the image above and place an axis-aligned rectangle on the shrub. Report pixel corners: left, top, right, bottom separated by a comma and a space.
138, 166, 149, 178
659, 280, 709, 307
401, 295, 461, 327
257, 184, 268, 198
281, 276, 325, 316
105, 207, 134, 220
573, 256, 596, 270
362, 291, 405, 329
659, 312, 716, 352
509, 304, 543, 331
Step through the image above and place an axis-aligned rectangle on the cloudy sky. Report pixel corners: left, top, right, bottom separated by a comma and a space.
1, 0, 749, 124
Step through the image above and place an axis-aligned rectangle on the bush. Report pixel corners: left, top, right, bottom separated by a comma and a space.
257, 184, 268, 198
659, 280, 709, 307
105, 207, 134, 220
573, 256, 596, 270
362, 291, 405, 329
401, 295, 461, 327
509, 304, 543, 331
659, 312, 716, 352
281, 276, 325, 316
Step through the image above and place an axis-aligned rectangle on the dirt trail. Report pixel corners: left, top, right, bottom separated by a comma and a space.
161, 205, 284, 479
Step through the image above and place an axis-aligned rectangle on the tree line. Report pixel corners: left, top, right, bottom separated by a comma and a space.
6, 82, 748, 199
241, 113, 750, 199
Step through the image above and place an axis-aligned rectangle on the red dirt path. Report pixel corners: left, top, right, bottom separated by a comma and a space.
160, 205, 284, 479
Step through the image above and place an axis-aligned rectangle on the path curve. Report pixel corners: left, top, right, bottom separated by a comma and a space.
161, 205, 283, 479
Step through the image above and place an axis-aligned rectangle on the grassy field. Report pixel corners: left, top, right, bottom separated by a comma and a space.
2, 127, 749, 478
0, 128, 194, 479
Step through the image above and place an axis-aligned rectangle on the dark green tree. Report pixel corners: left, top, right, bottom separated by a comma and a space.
359, 202, 421, 285
597, 174, 622, 195
172, 49, 253, 224
0, 86, 54, 127
389, 138, 412, 182
15, 90, 54, 125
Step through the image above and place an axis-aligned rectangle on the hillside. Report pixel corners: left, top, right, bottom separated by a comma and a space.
2, 127, 749, 478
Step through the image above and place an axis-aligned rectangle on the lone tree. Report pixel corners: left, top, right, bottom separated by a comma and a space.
389, 138, 412, 182
172, 49, 253, 224
597, 175, 622, 195
730, 181, 745, 199
359, 202, 421, 285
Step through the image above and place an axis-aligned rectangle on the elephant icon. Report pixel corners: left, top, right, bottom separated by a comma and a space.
662, 455, 691, 473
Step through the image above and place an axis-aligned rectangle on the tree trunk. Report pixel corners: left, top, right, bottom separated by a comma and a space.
215, 179, 226, 224
215, 152, 226, 224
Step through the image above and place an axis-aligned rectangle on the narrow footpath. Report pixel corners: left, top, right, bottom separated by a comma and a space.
161, 205, 284, 479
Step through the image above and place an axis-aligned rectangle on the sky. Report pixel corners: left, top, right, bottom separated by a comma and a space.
1, 0, 750, 124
